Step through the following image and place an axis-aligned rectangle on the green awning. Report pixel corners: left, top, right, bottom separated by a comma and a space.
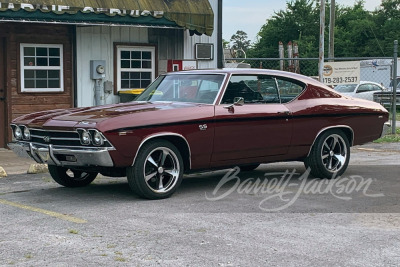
0, 0, 214, 36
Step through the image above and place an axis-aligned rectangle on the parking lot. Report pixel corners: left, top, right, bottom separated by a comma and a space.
0, 143, 399, 266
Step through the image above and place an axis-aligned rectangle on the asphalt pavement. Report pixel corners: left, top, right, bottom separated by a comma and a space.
0, 142, 399, 266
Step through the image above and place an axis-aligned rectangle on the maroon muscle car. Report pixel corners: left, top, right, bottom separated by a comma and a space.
9, 69, 390, 199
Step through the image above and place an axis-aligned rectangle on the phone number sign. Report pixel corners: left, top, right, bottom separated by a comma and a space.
323, 61, 360, 86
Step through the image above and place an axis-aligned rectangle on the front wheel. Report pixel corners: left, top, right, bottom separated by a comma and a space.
304, 130, 350, 178
48, 165, 98, 187
127, 140, 184, 199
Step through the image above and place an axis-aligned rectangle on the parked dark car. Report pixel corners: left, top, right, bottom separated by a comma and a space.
9, 69, 390, 199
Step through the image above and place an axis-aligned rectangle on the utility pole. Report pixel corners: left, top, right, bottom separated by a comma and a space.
328, 0, 335, 61
318, 0, 326, 82
393, 40, 398, 135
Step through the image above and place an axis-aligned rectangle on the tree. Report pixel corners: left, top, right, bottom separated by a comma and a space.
249, 0, 320, 58
248, 0, 398, 59
230, 30, 251, 51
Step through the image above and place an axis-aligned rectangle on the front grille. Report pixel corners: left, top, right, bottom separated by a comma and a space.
29, 128, 112, 148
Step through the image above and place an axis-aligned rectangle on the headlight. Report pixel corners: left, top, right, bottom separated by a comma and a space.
80, 130, 91, 145
14, 126, 22, 140
92, 131, 104, 146
23, 127, 31, 140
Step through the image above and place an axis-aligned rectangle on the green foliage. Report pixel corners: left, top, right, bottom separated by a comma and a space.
249, 0, 400, 58
374, 128, 400, 143
230, 30, 251, 51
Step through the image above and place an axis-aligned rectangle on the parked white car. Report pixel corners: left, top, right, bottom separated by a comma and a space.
334, 81, 386, 101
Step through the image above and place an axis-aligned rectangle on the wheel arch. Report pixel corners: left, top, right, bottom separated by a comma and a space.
132, 133, 191, 171
307, 125, 354, 157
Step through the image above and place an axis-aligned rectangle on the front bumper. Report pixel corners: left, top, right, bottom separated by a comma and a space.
8, 142, 114, 167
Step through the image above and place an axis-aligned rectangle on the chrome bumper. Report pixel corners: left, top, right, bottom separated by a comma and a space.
8, 142, 114, 167
380, 122, 391, 138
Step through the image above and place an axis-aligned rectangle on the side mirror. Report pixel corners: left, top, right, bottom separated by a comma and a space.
224, 97, 244, 109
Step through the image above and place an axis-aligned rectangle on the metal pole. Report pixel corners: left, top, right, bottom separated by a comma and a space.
217, 0, 223, 69
318, 0, 326, 82
328, 0, 335, 61
392, 40, 398, 134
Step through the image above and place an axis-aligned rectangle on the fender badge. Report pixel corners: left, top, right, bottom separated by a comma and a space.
199, 124, 208, 131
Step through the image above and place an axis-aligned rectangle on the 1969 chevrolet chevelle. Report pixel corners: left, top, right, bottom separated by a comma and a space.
9, 69, 390, 199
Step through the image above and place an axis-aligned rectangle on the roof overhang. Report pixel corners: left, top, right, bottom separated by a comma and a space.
0, 0, 214, 36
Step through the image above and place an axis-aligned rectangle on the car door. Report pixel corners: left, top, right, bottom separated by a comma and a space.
211, 75, 292, 162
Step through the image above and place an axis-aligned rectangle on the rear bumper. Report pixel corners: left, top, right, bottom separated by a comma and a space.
380, 122, 391, 138
8, 142, 114, 167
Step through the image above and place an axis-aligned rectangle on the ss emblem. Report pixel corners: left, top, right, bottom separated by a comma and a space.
199, 124, 208, 131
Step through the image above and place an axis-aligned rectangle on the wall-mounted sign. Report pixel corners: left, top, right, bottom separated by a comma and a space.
0, 2, 164, 18
323, 61, 360, 86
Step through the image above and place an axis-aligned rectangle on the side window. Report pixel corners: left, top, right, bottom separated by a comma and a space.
357, 84, 371, 93
276, 78, 304, 103
221, 75, 280, 104
371, 85, 382, 91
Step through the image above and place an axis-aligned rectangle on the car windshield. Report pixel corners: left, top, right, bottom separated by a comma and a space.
334, 84, 357, 93
136, 74, 225, 104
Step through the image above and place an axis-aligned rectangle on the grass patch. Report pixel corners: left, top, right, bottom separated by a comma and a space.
114, 257, 127, 262
68, 229, 79, 234
374, 128, 400, 143
388, 108, 400, 121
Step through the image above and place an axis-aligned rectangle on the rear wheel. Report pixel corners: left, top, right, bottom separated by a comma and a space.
127, 140, 184, 199
48, 165, 98, 187
304, 130, 350, 178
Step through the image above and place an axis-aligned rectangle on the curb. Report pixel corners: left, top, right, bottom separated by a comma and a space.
27, 164, 49, 174
0, 164, 48, 177
0, 167, 6, 178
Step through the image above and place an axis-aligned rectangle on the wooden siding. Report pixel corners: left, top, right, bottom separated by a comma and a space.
148, 28, 184, 60
76, 26, 149, 107
183, 0, 218, 69
0, 23, 74, 120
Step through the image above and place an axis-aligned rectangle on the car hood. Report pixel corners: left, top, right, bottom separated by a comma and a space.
13, 101, 210, 129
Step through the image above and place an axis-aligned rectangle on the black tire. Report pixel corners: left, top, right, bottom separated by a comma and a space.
304, 129, 350, 178
240, 164, 260, 172
127, 140, 184, 199
48, 165, 98, 187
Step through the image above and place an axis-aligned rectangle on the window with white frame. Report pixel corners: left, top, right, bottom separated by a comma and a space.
116, 46, 155, 92
20, 44, 64, 92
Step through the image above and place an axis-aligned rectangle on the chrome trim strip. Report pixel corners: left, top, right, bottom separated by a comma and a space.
307, 125, 355, 157
30, 135, 80, 141
132, 133, 192, 169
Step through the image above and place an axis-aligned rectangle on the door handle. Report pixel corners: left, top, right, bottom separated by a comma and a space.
278, 111, 291, 115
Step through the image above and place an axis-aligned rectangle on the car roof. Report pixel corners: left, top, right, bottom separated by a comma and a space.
165, 68, 326, 88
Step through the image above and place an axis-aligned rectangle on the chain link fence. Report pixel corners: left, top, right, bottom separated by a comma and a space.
225, 57, 395, 88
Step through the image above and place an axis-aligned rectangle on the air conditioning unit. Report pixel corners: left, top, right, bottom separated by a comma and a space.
195, 43, 214, 60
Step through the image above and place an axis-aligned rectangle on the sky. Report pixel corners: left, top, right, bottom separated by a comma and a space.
223, 0, 383, 43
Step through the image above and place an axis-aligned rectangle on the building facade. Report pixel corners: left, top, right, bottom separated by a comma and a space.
0, 0, 220, 147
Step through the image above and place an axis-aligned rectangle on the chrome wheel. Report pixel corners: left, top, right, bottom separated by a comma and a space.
304, 129, 350, 179
127, 140, 184, 199
143, 147, 180, 193
321, 134, 347, 172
